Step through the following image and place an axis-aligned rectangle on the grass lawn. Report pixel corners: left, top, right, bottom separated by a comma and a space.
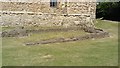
2, 19, 118, 66
0, 26, 2, 67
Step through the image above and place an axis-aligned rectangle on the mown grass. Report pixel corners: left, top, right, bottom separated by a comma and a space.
0, 26, 2, 67
2, 19, 118, 66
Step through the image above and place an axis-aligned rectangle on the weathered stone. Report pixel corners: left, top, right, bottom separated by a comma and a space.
0, 0, 96, 27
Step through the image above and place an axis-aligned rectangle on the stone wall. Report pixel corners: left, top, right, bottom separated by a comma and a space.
67, 2, 96, 17
1, 2, 65, 14
1, 12, 94, 27
0, 1, 96, 27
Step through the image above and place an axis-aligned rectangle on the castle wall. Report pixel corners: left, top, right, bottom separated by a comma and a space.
0, 0, 96, 27
1, 2, 65, 14
1, 12, 94, 27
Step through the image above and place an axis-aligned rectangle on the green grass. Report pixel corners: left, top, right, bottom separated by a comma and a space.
0, 26, 2, 67
2, 19, 118, 66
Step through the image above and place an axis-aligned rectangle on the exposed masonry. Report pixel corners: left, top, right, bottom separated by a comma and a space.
1, 26, 109, 45
25, 32, 109, 45
24, 27, 109, 45
0, 0, 96, 27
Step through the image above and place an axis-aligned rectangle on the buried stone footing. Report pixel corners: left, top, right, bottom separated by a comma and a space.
1, 26, 109, 45
25, 31, 109, 46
